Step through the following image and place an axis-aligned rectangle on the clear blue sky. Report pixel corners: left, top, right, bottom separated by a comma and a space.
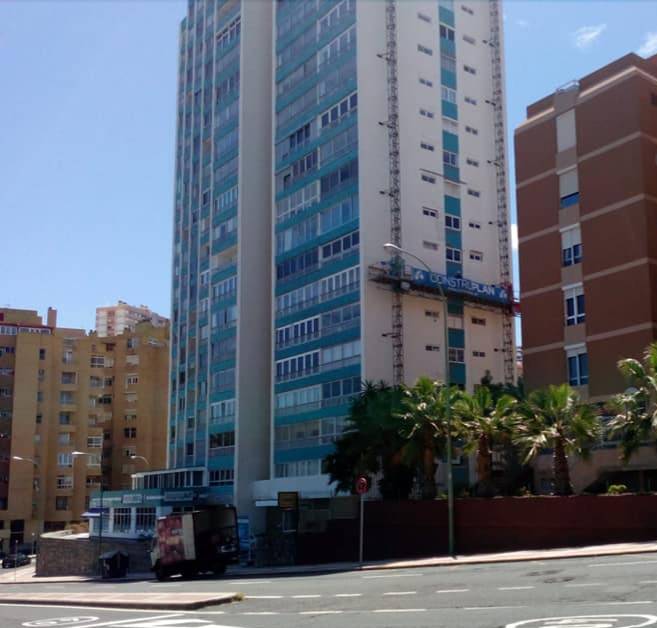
1, 1, 655, 331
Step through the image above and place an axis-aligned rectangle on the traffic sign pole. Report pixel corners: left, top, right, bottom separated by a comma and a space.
355, 476, 368, 564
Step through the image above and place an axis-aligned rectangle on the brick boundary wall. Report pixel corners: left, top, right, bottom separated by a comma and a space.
36, 532, 152, 577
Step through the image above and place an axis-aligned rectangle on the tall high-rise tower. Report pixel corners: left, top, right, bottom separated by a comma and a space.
261, 0, 514, 497
169, 0, 273, 520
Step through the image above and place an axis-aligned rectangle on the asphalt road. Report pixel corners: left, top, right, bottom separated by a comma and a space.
5, 553, 657, 628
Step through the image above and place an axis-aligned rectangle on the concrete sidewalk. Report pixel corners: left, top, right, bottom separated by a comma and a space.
3, 540, 657, 586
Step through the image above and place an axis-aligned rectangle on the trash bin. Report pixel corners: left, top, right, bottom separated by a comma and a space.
99, 550, 129, 578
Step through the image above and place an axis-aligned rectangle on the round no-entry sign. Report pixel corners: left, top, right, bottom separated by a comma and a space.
355, 476, 369, 495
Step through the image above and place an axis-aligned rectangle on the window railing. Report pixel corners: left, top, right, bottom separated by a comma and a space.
277, 280, 360, 318
276, 317, 360, 349
276, 354, 360, 383
209, 445, 235, 457
276, 393, 356, 416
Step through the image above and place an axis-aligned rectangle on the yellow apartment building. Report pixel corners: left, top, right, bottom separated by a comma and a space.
0, 307, 168, 549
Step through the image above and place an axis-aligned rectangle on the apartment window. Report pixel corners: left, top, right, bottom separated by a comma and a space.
58, 432, 71, 445
439, 24, 455, 41
61, 372, 75, 385
135, 507, 156, 531
418, 44, 433, 56
419, 108, 435, 119
426, 345, 441, 352
126, 375, 139, 386
113, 508, 132, 533
87, 436, 102, 448
466, 158, 479, 167
446, 247, 462, 262
556, 109, 576, 152
443, 118, 458, 134
463, 35, 476, 44
124, 427, 137, 439
464, 96, 477, 105
467, 189, 481, 198
464, 65, 476, 75
124, 446, 136, 458
209, 431, 235, 449
443, 150, 458, 168
87, 453, 101, 466
37, 391, 44, 402
449, 348, 465, 363
420, 141, 435, 152
469, 250, 483, 262
125, 414, 137, 422
469, 221, 481, 229
465, 125, 478, 135
425, 310, 440, 319
186, 443, 194, 457
472, 317, 486, 326
441, 53, 456, 74
0, 387, 10, 398
39, 349, 46, 360
90, 355, 105, 368
461, 5, 474, 15
419, 77, 434, 87
59, 391, 74, 404
421, 172, 437, 184
441, 86, 457, 103
562, 226, 583, 266
57, 453, 73, 468
559, 168, 579, 208
423, 207, 438, 218
417, 12, 432, 22
209, 468, 235, 486
59, 413, 71, 425
567, 348, 589, 386
36, 414, 42, 424
564, 285, 585, 326
423, 241, 439, 251
56, 476, 73, 489
55, 497, 69, 511
473, 350, 486, 358
445, 215, 461, 230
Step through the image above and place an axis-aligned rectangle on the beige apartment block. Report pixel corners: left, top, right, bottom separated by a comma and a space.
0, 307, 168, 550
96, 301, 168, 338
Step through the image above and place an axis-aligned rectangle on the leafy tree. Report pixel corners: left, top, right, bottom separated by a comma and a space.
399, 377, 459, 500
608, 343, 657, 463
453, 386, 517, 496
324, 381, 413, 499
514, 384, 600, 496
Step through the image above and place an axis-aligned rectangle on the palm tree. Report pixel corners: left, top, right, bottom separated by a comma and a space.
608, 343, 657, 463
325, 381, 413, 499
454, 386, 517, 496
514, 384, 599, 496
399, 377, 459, 500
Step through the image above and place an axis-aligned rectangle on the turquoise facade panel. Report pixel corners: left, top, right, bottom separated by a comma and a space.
441, 100, 458, 120
274, 444, 334, 464
444, 195, 461, 215
440, 69, 456, 89
442, 131, 459, 153
448, 328, 465, 349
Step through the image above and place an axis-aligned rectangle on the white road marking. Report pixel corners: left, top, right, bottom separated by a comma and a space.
244, 595, 283, 599
506, 614, 657, 628
372, 608, 426, 613
241, 611, 279, 616
334, 593, 362, 598
597, 602, 655, 606
363, 573, 423, 579
437, 588, 470, 593
299, 611, 344, 615
383, 591, 417, 596
466, 605, 526, 610
47, 615, 183, 628
291, 594, 321, 599
22, 617, 99, 627
228, 580, 272, 585
640, 581, 657, 585
564, 582, 605, 588
498, 586, 535, 591
589, 561, 657, 568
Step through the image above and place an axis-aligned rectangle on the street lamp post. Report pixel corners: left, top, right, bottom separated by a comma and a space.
12, 456, 40, 544
383, 242, 455, 557
72, 450, 104, 574
129, 455, 149, 468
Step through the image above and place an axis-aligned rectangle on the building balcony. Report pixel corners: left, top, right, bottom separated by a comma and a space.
276, 355, 360, 383
276, 317, 360, 350
276, 280, 360, 319
209, 446, 235, 457
275, 394, 356, 418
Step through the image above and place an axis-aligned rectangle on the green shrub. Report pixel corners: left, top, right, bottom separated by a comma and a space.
606, 484, 629, 495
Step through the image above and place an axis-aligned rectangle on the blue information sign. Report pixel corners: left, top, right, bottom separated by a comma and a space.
410, 267, 510, 305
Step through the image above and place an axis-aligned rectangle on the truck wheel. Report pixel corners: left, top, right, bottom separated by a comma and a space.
155, 566, 168, 581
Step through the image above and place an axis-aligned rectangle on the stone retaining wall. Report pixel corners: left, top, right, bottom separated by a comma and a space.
36, 532, 152, 577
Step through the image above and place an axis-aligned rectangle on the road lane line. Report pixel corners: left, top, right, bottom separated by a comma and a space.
363, 573, 424, 579
597, 600, 654, 606
465, 605, 526, 610
245, 594, 284, 599
335, 593, 362, 597
564, 582, 605, 587
498, 586, 535, 591
641, 581, 657, 584
300, 610, 344, 615
372, 608, 427, 613
437, 589, 469, 593
383, 591, 417, 596
242, 611, 280, 615
292, 594, 322, 599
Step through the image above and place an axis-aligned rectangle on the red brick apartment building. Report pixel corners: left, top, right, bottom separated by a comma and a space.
515, 53, 657, 491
